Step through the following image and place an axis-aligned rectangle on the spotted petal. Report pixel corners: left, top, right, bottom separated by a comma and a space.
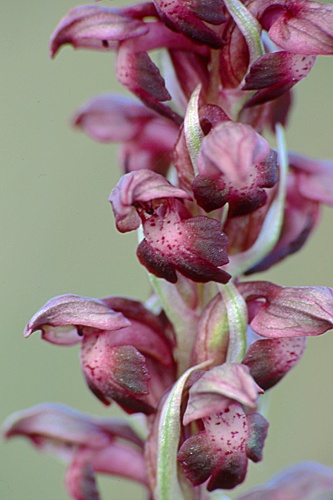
178, 403, 268, 491
243, 52, 316, 107
137, 210, 230, 284
243, 336, 306, 389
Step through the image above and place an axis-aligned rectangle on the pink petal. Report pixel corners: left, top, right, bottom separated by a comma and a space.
2, 404, 103, 449
3, 403, 147, 495
24, 294, 130, 345
3, 403, 143, 447
50, 5, 149, 57
72, 94, 156, 143
90, 441, 147, 485
179, 404, 253, 490
72, 95, 177, 174
264, 1, 333, 55
195, 122, 278, 215
109, 170, 191, 232
289, 151, 333, 206
239, 281, 333, 338
237, 461, 333, 500
183, 364, 263, 425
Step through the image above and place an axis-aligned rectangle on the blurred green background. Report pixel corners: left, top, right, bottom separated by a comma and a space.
2, 1, 333, 499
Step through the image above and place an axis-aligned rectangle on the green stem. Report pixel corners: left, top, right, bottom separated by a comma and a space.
184, 85, 203, 176
223, 0, 264, 65
218, 282, 248, 363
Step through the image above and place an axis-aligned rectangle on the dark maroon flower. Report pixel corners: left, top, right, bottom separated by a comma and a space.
236, 461, 333, 500
109, 169, 191, 233
178, 405, 268, 490
109, 170, 231, 284
24, 294, 176, 414
136, 207, 231, 284
8, 0, 333, 497
243, 335, 306, 390
193, 121, 278, 215
178, 364, 267, 491
243, 51, 316, 107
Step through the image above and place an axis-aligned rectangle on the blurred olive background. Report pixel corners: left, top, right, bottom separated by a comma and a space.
2, 1, 333, 499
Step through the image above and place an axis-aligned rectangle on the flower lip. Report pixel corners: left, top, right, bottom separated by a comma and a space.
137, 207, 231, 284
194, 122, 278, 215
178, 403, 268, 491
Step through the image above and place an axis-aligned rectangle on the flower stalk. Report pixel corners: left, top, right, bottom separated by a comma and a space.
4, 0, 333, 498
